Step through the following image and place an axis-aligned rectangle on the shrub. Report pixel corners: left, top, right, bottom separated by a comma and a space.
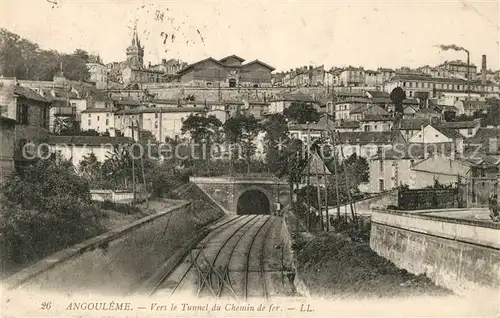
0, 158, 105, 275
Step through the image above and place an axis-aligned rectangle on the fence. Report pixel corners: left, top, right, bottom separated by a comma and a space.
398, 188, 466, 210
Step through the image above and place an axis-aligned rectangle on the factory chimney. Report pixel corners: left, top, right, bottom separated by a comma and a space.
481, 54, 487, 86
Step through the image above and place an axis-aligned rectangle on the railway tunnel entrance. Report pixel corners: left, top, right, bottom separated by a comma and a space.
236, 190, 270, 215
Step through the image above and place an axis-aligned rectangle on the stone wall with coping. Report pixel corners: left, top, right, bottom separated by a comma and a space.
370, 209, 500, 296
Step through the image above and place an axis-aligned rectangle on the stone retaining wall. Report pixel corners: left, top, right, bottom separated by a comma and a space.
370, 209, 500, 296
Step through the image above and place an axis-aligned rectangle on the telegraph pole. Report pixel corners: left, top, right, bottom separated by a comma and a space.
137, 119, 148, 205
131, 120, 137, 204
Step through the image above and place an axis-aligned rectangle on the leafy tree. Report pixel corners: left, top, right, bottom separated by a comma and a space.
0, 28, 90, 82
262, 113, 290, 174
480, 98, 500, 127
344, 153, 369, 185
283, 102, 320, 124
0, 157, 105, 272
61, 53, 91, 82
223, 114, 261, 173
181, 113, 223, 163
73, 49, 90, 63
79, 152, 102, 185
390, 87, 406, 114
181, 113, 222, 143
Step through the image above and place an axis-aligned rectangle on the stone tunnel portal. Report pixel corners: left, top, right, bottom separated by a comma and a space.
236, 190, 270, 215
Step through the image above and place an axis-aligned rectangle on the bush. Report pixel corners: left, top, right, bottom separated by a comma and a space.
0, 158, 106, 275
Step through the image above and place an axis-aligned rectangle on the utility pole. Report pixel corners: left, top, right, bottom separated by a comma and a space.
314, 153, 324, 231
137, 119, 148, 206
337, 130, 357, 225
322, 116, 330, 231
328, 129, 341, 219
131, 120, 137, 204
306, 122, 311, 232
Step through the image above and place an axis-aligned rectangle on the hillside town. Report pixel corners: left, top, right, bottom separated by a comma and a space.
1, 0, 500, 313
2, 26, 500, 205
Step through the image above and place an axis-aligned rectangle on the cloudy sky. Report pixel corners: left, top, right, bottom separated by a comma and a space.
1, 0, 499, 71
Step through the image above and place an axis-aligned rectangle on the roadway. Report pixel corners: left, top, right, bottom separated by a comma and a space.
149, 215, 299, 300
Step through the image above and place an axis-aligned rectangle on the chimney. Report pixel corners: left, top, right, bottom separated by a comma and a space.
481, 55, 487, 86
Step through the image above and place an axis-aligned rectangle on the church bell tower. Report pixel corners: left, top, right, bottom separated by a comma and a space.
126, 25, 144, 69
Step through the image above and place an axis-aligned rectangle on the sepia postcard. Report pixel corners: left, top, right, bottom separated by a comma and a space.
0, 0, 499, 317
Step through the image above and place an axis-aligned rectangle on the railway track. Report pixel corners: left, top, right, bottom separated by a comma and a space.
149, 214, 288, 300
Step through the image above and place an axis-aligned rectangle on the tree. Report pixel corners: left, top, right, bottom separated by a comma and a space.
1, 157, 105, 271
181, 113, 222, 143
181, 113, 223, 163
262, 114, 290, 174
480, 98, 500, 127
283, 102, 320, 124
73, 49, 90, 63
223, 114, 261, 173
390, 87, 406, 114
61, 53, 90, 82
79, 153, 102, 185
343, 153, 369, 186
0, 28, 90, 82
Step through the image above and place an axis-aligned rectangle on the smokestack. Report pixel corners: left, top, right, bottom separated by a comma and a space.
481, 54, 487, 86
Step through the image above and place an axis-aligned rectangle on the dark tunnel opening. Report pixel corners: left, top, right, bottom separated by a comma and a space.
236, 190, 270, 215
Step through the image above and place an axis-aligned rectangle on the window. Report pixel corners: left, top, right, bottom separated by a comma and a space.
379, 179, 385, 192
97, 126, 99, 131
155, 113, 159, 118
379, 159, 384, 173
154, 121, 158, 129
97, 116, 100, 121
17, 104, 29, 125
410, 159, 415, 166
106, 113, 110, 117
105, 119, 109, 125
88, 119, 91, 126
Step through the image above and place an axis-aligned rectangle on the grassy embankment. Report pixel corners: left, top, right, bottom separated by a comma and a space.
290, 218, 451, 298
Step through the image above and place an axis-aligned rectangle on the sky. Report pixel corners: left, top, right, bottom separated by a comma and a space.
1, 0, 499, 72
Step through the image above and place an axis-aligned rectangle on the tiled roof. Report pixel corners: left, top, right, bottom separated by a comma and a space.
301, 151, 332, 176
361, 114, 393, 122
14, 86, 49, 103
121, 106, 206, 115
367, 91, 390, 98
433, 125, 464, 139
335, 120, 360, 129
0, 116, 17, 126
393, 118, 432, 130
219, 55, 245, 63
47, 135, 133, 146
337, 131, 401, 145
349, 104, 369, 114
462, 100, 488, 110
242, 59, 275, 71
113, 98, 141, 106
337, 97, 371, 104
443, 121, 479, 129
366, 104, 390, 116
371, 97, 392, 104
81, 108, 114, 113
